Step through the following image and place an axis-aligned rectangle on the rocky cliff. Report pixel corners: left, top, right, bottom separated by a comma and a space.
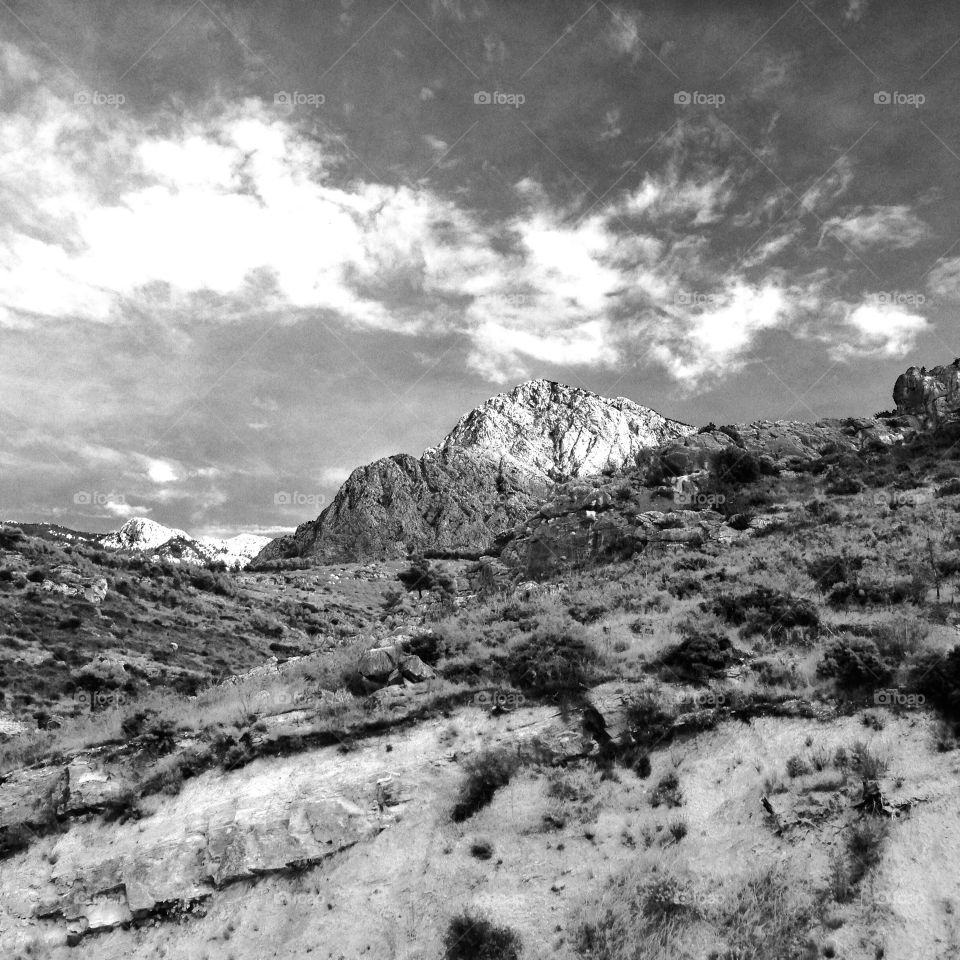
431, 379, 694, 480
255, 380, 693, 564
893, 360, 960, 427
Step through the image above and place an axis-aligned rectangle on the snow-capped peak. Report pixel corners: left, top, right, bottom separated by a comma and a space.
101, 519, 270, 568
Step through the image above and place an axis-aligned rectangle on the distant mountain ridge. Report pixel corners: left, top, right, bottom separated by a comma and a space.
8, 518, 270, 569
254, 379, 694, 564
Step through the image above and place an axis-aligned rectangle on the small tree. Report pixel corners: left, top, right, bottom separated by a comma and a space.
397, 556, 436, 598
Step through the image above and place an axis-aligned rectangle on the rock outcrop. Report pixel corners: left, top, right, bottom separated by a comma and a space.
255, 380, 692, 564
893, 360, 960, 427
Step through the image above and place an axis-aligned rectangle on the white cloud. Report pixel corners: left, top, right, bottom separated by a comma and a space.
145, 458, 179, 484
624, 167, 735, 226
103, 500, 150, 519
606, 9, 643, 61
927, 257, 960, 299
832, 302, 928, 359
820, 205, 929, 252
844, 0, 868, 23
649, 283, 791, 383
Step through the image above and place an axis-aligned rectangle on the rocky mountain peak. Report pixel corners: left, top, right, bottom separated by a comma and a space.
431, 379, 694, 481
255, 379, 693, 564
101, 518, 190, 552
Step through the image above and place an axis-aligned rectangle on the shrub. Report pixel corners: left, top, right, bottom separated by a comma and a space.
668, 819, 688, 842
0, 526, 25, 550
660, 630, 739, 683
710, 447, 762, 486
708, 588, 819, 639
786, 755, 810, 778
651, 771, 682, 808
451, 748, 520, 822
818, 636, 894, 689
623, 693, 677, 749
909, 644, 960, 718
469, 838, 494, 860
846, 819, 889, 887
936, 478, 960, 498
502, 624, 603, 697
807, 554, 866, 592
825, 475, 864, 496
443, 910, 521, 960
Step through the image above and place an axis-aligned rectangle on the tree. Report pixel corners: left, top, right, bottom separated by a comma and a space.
397, 556, 435, 598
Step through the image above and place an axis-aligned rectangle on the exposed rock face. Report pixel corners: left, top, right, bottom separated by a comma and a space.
893, 361, 960, 427
256, 380, 691, 564
101, 519, 270, 569
431, 378, 694, 481
257, 446, 545, 563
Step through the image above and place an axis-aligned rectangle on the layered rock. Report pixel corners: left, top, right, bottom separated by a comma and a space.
893, 361, 960, 427
255, 380, 692, 564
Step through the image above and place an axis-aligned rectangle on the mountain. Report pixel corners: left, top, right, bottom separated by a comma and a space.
101, 518, 270, 568
430, 378, 694, 480
254, 379, 693, 565
100, 518, 191, 552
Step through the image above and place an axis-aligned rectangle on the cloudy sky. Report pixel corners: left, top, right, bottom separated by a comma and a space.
2, 0, 960, 535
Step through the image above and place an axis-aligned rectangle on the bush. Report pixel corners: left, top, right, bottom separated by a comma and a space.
651, 771, 682, 808
708, 588, 819, 639
0, 526, 25, 550
818, 636, 894, 689
825, 475, 864, 496
469, 838, 494, 860
660, 630, 740, 683
828, 577, 926, 606
807, 554, 866, 592
501, 624, 603, 698
451, 748, 520, 822
443, 910, 521, 960
909, 644, 960, 718
710, 447, 762, 485
936, 478, 960, 498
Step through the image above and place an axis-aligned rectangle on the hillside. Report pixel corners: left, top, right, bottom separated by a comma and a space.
5, 365, 960, 959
